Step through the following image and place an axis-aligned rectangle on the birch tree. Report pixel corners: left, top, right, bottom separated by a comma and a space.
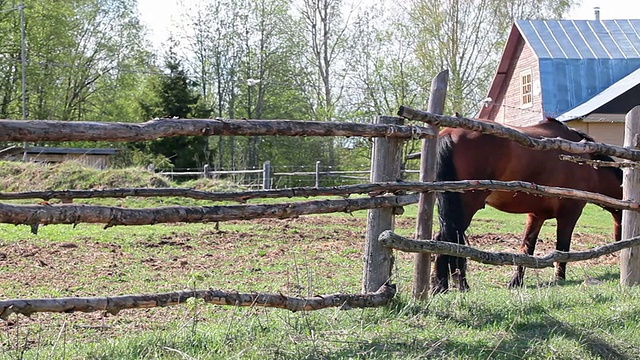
409, 0, 576, 114
0, 0, 21, 119
344, 4, 430, 119
0, 0, 149, 122
297, 0, 350, 122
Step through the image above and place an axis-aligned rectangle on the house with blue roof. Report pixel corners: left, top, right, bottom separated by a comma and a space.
478, 18, 640, 145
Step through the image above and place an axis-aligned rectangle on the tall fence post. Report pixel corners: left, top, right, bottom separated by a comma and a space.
621, 105, 640, 286
413, 70, 448, 299
263, 161, 272, 190
315, 161, 321, 187
203, 164, 210, 179
362, 116, 404, 293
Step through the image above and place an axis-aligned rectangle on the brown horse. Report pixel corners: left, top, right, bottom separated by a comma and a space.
431, 117, 623, 294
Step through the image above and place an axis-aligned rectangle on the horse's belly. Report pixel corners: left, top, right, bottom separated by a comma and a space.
485, 191, 553, 214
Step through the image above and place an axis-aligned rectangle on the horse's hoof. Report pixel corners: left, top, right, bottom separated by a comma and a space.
457, 280, 470, 292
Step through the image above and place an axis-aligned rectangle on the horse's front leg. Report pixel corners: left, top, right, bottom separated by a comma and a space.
431, 191, 486, 294
508, 214, 545, 288
554, 212, 582, 282
612, 209, 622, 241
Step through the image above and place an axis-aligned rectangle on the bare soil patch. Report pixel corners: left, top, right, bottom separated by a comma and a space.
0, 215, 617, 343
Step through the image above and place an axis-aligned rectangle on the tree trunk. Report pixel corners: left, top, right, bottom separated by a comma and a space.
380, 230, 640, 269
362, 116, 404, 293
0, 195, 418, 227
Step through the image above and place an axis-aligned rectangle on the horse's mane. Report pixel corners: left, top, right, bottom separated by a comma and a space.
545, 116, 595, 139
545, 117, 623, 181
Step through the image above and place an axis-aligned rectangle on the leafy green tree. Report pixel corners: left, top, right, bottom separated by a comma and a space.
0, 0, 22, 119
409, 0, 576, 114
297, 0, 351, 123
178, 0, 335, 173
0, 0, 150, 123
0, 0, 153, 157
180, 0, 246, 171
344, 5, 430, 118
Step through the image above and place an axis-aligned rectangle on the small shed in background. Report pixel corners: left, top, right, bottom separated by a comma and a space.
0, 146, 120, 169
479, 16, 640, 146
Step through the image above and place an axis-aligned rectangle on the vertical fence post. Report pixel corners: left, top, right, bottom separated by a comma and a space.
362, 116, 404, 293
203, 164, 210, 179
621, 105, 640, 286
315, 161, 321, 187
263, 161, 272, 190
413, 70, 448, 299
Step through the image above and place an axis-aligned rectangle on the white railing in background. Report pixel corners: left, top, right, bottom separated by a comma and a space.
156, 162, 420, 189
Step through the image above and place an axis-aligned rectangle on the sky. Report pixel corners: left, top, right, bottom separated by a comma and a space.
137, 0, 640, 51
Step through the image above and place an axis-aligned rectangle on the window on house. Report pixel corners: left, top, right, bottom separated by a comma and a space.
520, 70, 533, 107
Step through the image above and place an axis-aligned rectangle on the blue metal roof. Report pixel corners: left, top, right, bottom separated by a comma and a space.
557, 66, 640, 121
516, 20, 640, 116
517, 20, 640, 60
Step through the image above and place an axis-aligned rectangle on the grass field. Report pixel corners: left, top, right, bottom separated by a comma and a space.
0, 162, 638, 359
1, 205, 637, 359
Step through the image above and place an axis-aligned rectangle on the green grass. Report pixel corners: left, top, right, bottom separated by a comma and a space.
3, 280, 638, 359
1, 205, 635, 359
0, 161, 637, 359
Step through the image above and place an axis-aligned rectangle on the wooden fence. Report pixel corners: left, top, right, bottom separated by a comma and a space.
1, 71, 640, 318
0, 111, 436, 317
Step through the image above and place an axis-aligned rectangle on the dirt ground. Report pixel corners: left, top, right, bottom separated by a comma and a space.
0, 215, 620, 343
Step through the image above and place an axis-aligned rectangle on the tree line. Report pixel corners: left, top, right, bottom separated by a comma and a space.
0, 0, 575, 172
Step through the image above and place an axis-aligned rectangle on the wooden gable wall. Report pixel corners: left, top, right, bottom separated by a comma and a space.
487, 40, 544, 126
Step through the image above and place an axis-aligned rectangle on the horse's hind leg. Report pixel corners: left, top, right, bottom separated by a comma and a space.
450, 255, 469, 291
432, 250, 470, 294
508, 214, 545, 288
431, 192, 486, 294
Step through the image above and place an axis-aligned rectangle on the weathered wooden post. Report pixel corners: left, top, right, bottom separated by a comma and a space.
315, 161, 321, 187
263, 161, 272, 190
362, 116, 404, 292
203, 164, 210, 179
621, 105, 640, 286
413, 70, 448, 299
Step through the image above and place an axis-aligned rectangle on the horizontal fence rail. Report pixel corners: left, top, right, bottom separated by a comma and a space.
0, 195, 418, 227
0, 283, 396, 318
0, 118, 436, 142
398, 106, 640, 161
379, 230, 640, 268
559, 155, 640, 168
159, 169, 264, 177
2, 180, 635, 210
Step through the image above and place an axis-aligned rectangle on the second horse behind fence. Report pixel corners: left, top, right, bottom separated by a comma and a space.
432, 117, 623, 294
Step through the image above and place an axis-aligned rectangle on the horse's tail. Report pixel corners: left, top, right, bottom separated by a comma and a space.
436, 134, 466, 245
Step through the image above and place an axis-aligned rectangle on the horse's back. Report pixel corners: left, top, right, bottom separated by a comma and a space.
440, 118, 591, 183
439, 118, 603, 216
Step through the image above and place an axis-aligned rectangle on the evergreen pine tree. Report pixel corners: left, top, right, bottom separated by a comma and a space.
140, 47, 212, 169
